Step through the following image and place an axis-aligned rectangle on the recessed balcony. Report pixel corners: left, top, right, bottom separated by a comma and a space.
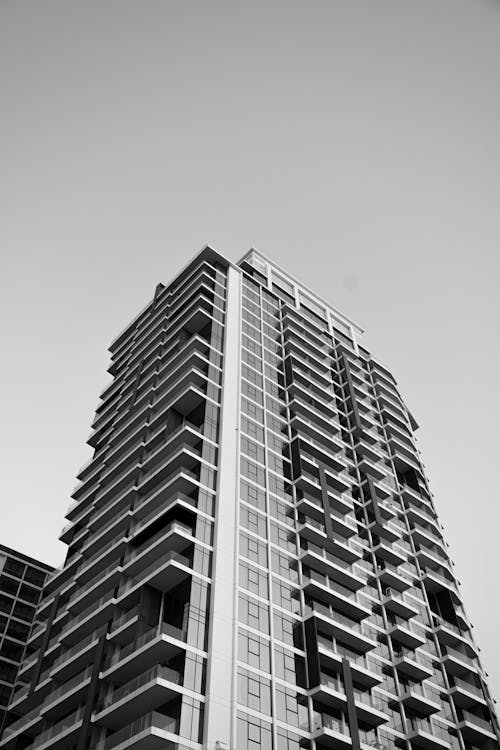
457, 710, 497, 743
102, 711, 180, 750
93, 665, 186, 730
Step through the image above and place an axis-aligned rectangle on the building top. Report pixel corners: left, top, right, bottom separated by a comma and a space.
0, 544, 54, 573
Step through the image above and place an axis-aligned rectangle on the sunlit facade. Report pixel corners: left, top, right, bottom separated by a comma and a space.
1, 247, 498, 750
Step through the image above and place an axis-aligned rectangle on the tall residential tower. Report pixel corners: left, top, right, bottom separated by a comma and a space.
1, 247, 498, 750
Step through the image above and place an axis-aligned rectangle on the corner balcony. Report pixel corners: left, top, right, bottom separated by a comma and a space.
93, 665, 187, 730
101, 622, 188, 684
312, 713, 353, 749
449, 677, 487, 709
388, 621, 426, 650
298, 519, 361, 563
102, 711, 180, 750
457, 710, 497, 743
306, 607, 377, 654
432, 616, 477, 657
400, 685, 441, 716
303, 573, 372, 621
441, 647, 478, 677
122, 521, 194, 578
421, 569, 460, 606
394, 653, 434, 682
300, 544, 366, 590
381, 589, 419, 620
115, 551, 192, 608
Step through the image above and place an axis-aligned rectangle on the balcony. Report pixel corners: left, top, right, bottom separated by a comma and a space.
41, 665, 93, 720
421, 569, 460, 605
0, 705, 44, 745
449, 677, 487, 709
303, 573, 372, 621
60, 594, 116, 646
457, 710, 497, 743
442, 647, 478, 677
432, 616, 477, 657
357, 457, 387, 483
30, 707, 85, 750
400, 685, 441, 716
68, 562, 122, 614
309, 674, 347, 710
122, 521, 193, 577
103, 711, 179, 750
298, 519, 361, 563
388, 621, 426, 649
102, 622, 188, 684
394, 653, 433, 682
116, 551, 192, 608
312, 713, 353, 749
406, 721, 451, 750
353, 690, 388, 727
293, 434, 346, 474
93, 665, 185, 730
381, 589, 419, 620
307, 607, 377, 654
301, 544, 366, 590
108, 607, 141, 644
376, 563, 413, 592
316, 638, 382, 688
373, 540, 407, 567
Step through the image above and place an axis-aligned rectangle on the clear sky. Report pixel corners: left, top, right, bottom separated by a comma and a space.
1, 0, 499, 703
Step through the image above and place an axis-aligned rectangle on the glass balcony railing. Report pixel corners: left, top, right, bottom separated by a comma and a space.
99, 665, 181, 713
32, 707, 85, 748
104, 711, 178, 750
117, 551, 191, 596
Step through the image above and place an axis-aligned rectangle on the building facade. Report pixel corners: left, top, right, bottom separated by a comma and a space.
0, 545, 53, 734
1, 247, 498, 750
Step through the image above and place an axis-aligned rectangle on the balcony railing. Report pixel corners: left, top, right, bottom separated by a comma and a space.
32, 707, 85, 748
104, 711, 178, 749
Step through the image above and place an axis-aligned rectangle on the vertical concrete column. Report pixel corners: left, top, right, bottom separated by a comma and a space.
203, 265, 241, 750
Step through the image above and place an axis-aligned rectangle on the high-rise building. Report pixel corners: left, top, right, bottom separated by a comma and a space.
1, 246, 498, 750
0, 545, 53, 734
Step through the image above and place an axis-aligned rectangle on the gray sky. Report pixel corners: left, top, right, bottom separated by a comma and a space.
2, 0, 499, 703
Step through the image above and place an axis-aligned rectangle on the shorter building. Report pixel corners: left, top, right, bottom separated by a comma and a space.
0, 545, 54, 735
